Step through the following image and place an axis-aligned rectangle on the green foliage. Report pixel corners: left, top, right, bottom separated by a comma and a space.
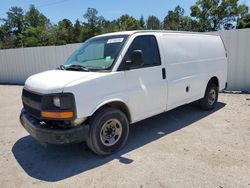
25, 5, 50, 28
139, 16, 146, 29
146, 16, 161, 30
73, 19, 82, 42
117, 15, 143, 30
0, 24, 16, 49
163, 6, 199, 31
100, 20, 120, 34
163, 5, 184, 30
0, 6, 26, 48
4, 6, 26, 35
57, 19, 74, 44
82, 8, 104, 38
190, 0, 249, 31
237, 13, 250, 28
18, 26, 54, 47
0, 1, 249, 49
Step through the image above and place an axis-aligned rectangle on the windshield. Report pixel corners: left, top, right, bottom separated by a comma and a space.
64, 35, 128, 71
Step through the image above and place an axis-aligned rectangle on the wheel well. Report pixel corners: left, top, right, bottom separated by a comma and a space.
96, 101, 131, 123
208, 76, 219, 87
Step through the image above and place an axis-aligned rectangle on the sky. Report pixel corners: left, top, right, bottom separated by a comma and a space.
0, 0, 250, 24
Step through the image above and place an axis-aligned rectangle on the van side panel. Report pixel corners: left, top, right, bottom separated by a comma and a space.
66, 33, 227, 122
159, 34, 227, 110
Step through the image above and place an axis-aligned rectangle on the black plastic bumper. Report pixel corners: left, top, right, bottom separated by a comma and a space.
20, 109, 89, 145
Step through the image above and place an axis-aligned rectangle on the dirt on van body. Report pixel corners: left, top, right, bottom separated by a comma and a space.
0, 85, 249, 188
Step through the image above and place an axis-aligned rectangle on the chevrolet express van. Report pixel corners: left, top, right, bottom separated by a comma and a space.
20, 31, 228, 155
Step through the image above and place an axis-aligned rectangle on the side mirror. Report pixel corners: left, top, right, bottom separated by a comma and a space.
126, 50, 143, 66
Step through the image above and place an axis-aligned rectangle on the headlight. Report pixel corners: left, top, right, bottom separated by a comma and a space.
41, 93, 75, 119
53, 96, 61, 108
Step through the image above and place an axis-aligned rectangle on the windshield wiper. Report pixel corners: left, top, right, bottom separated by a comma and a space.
57, 64, 66, 70
66, 64, 89, 72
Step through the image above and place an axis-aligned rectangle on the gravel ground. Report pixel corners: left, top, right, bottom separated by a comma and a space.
0, 85, 250, 188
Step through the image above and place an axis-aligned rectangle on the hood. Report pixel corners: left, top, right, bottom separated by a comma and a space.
24, 70, 105, 94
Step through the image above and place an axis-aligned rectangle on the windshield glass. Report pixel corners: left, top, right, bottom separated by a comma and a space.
64, 35, 128, 71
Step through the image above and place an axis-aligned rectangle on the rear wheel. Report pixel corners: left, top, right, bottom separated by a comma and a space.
199, 83, 219, 110
87, 107, 129, 155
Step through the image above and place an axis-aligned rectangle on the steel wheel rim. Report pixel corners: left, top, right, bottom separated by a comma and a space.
208, 89, 216, 105
100, 118, 122, 146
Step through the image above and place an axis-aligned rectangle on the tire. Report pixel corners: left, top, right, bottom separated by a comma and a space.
199, 83, 219, 110
86, 107, 129, 155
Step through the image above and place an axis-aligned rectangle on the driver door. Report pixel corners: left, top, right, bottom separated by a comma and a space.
120, 35, 167, 122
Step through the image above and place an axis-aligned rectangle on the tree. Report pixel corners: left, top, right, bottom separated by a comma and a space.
18, 26, 53, 47
0, 24, 16, 49
117, 15, 143, 30
163, 5, 184, 30
237, 13, 250, 28
190, 0, 249, 31
16, 4, 52, 47
56, 19, 74, 44
163, 6, 198, 31
25, 4, 50, 28
1, 3, 250, 49
0, 6, 26, 48
4, 6, 26, 35
146, 16, 161, 30
82, 8, 104, 38
179, 16, 199, 31
100, 20, 120, 34
139, 16, 146, 29
73, 19, 82, 42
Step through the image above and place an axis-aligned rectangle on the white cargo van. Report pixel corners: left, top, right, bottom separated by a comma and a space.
20, 31, 228, 155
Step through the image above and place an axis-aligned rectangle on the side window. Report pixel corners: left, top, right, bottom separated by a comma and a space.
124, 35, 161, 69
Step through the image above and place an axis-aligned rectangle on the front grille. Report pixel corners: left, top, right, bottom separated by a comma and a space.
23, 103, 41, 118
22, 89, 42, 102
22, 89, 42, 119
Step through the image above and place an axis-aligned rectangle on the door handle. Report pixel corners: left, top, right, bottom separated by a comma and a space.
162, 68, 166, 79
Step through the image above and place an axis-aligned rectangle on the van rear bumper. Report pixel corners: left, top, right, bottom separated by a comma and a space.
19, 109, 89, 145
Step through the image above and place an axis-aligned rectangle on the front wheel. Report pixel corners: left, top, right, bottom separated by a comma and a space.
199, 83, 219, 110
86, 107, 129, 155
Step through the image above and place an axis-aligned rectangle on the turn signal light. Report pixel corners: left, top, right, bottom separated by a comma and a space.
41, 111, 73, 119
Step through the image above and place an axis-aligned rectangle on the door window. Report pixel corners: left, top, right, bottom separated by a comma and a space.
124, 35, 161, 69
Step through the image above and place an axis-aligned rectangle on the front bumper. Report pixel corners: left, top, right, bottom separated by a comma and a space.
20, 109, 89, 145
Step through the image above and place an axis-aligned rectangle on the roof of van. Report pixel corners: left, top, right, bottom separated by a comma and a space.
96, 30, 217, 37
